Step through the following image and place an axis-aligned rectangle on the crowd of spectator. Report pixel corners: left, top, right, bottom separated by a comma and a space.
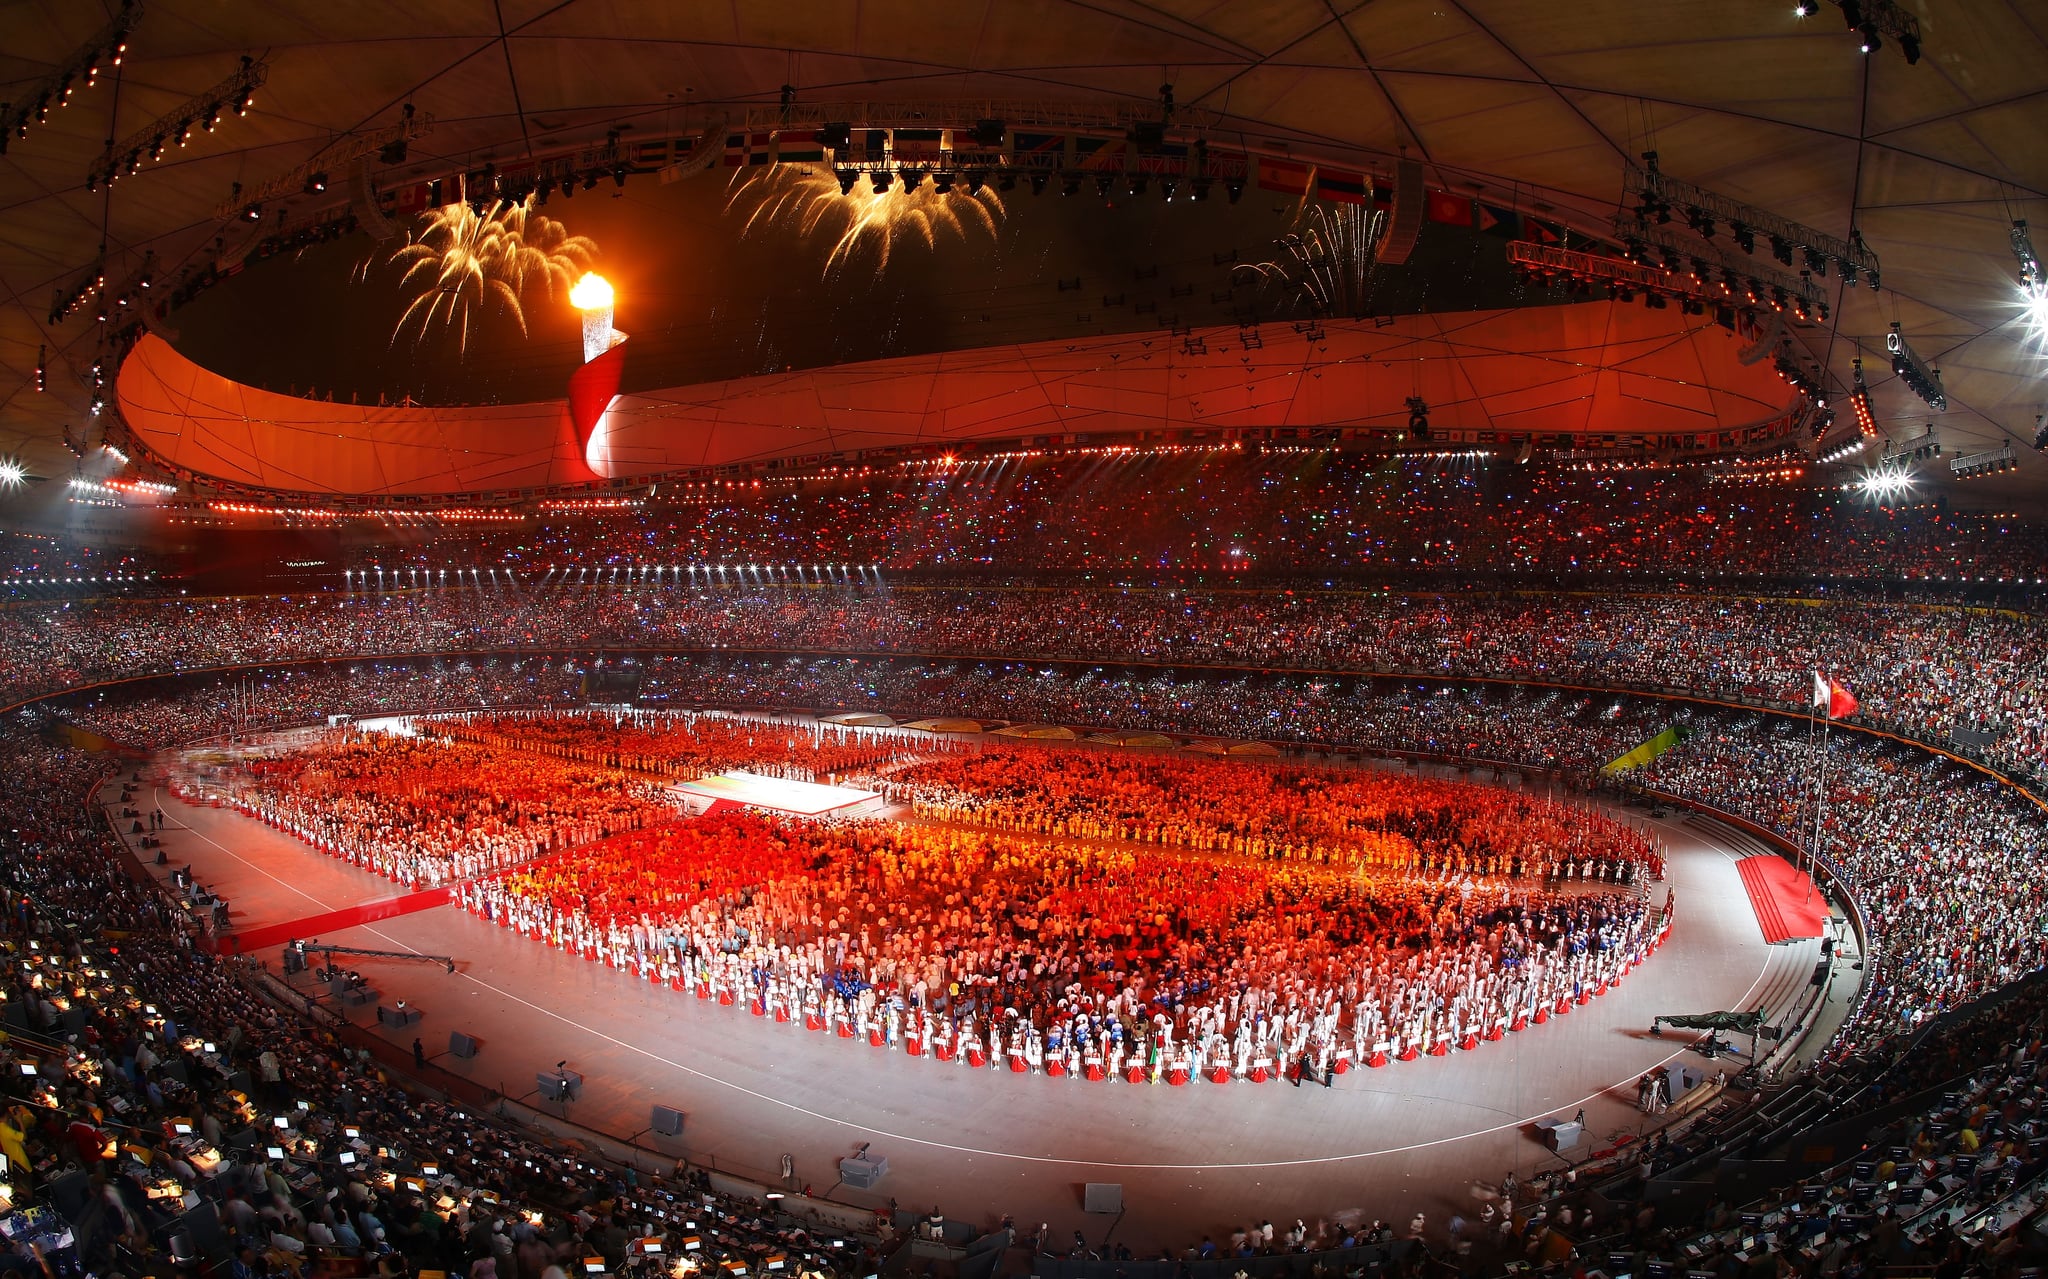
8, 644, 2048, 1272
9, 583, 2048, 784
328, 457, 2048, 581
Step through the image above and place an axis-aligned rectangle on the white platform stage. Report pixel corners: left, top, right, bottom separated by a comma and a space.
675, 771, 885, 819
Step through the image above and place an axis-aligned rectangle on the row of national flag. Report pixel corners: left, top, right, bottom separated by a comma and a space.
1251, 160, 1563, 239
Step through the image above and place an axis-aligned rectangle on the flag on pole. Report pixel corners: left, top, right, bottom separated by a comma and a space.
1813, 671, 1859, 719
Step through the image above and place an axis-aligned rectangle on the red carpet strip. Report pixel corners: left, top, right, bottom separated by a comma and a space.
217, 887, 454, 954
1734, 854, 1828, 944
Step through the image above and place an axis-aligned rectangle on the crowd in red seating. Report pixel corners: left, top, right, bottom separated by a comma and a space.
334, 458, 2048, 581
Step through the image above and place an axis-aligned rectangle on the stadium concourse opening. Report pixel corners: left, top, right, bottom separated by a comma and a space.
4, 3, 2048, 1277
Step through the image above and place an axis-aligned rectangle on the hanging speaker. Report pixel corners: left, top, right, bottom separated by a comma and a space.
1378, 157, 1425, 265
651, 1106, 684, 1137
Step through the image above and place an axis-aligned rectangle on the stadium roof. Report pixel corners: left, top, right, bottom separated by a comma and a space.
2, 0, 2045, 512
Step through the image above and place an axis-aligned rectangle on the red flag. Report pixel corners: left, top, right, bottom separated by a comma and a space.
1258, 159, 1311, 196
1813, 671, 1857, 719
1827, 678, 1858, 720
1426, 190, 1473, 226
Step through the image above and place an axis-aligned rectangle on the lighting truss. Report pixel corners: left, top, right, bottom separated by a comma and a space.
91, 55, 266, 189
1815, 432, 1869, 465
1885, 323, 1946, 411
1831, 0, 1923, 64
1774, 348, 1831, 404
48, 260, 107, 325
1508, 240, 1739, 308
736, 98, 1221, 138
1888, 425, 1940, 461
209, 110, 434, 220
0, 1, 139, 155
1847, 359, 1879, 437
2015, 221, 2044, 294
1950, 444, 2017, 479
1627, 153, 1879, 289
1611, 213, 1827, 319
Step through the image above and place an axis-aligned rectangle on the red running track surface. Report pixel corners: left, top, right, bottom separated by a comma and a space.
1734, 855, 1828, 944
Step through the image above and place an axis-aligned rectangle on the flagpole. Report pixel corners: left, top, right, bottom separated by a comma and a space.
1801, 693, 1819, 883
1807, 714, 1832, 905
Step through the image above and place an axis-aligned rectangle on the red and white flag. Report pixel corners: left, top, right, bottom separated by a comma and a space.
1812, 671, 1859, 720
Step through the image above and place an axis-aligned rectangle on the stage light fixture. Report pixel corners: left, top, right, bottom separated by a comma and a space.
931, 170, 955, 194
2013, 221, 2048, 333
34, 348, 45, 392
1028, 172, 1047, 196
1886, 323, 1946, 411
1095, 174, 1113, 198
1059, 173, 1079, 196
1859, 22, 1880, 52
835, 168, 859, 195
871, 169, 894, 193
1794, 0, 1818, 12
242, 203, 262, 222
896, 166, 923, 191
305, 171, 327, 194
1225, 177, 1245, 203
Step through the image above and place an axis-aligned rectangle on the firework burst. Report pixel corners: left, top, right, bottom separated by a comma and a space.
727, 163, 1004, 276
1234, 196, 1386, 320
387, 198, 598, 352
